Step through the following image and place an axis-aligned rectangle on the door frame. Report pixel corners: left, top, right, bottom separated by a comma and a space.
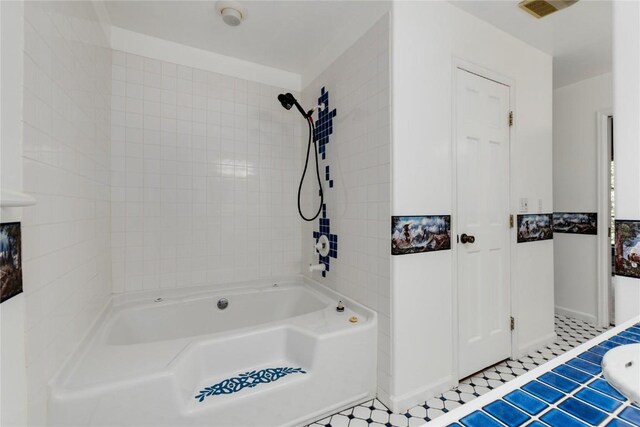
451, 57, 516, 381
596, 109, 613, 328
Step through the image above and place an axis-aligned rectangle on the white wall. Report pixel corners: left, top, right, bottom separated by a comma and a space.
110, 50, 302, 292
301, 16, 392, 405
18, 1, 112, 424
390, 1, 554, 412
110, 27, 301, 91
0, 1, 28, 425
553, 73, 612, 324
613, 1, 640, 324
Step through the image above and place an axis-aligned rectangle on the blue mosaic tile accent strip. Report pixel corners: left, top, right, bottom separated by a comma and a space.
324, 165, 334, 188
312, 88, 338, 278
313, 204, 338, 278
445, 322, 640, 427
314, 87, 337, 161
194, 367, 306, 402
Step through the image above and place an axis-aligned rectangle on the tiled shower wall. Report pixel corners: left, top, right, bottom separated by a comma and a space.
302, 16, 392, 404
19, 2, 112, 424
110, 52, 302, 292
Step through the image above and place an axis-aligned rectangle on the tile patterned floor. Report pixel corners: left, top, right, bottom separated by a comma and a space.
309, 315, 611, 427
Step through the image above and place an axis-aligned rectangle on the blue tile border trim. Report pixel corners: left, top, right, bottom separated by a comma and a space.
194, 367, 306, 402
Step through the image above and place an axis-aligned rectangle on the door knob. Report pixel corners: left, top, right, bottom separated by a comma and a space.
460, 233, 476, 244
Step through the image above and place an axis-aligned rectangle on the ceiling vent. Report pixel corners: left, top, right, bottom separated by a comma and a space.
518, 0, 578, 19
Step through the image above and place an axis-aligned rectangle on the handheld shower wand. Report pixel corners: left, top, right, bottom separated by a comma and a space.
277, 92, 324, 221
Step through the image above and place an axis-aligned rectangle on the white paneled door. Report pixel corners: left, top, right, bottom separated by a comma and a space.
456, 68, 512, 380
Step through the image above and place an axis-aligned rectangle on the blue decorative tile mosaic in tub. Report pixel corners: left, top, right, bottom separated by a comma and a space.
441, 320, 640, 427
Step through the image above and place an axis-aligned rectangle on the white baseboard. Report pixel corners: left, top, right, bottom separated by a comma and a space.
388, 375, 455, 413
516, 331, 557, 359
555, 305, 598, 325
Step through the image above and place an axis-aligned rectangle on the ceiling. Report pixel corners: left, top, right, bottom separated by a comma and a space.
105, 1, 611, 89
450, 0, 612, 88
104, 1, 390, 84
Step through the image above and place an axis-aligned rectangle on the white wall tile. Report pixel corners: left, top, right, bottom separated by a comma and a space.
301, 16, 391, 404
112, 51, 303, 292
20, 1, 111, 424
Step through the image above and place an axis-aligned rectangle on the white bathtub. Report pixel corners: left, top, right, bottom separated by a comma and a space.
48, 278, 377, 427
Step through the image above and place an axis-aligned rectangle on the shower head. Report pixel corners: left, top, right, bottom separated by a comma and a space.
278, 93, 295, 110
277, 93, 309, 119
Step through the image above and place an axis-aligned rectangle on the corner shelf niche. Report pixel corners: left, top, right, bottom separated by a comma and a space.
0, 189, 36, 207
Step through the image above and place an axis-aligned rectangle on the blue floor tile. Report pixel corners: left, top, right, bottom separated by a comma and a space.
574, 388, 622, 413
620, 406, 640, 427
558, 397, 608, 426
527, 422, 547, 427
522, 380, 564, 404
588, 379, 628, 401
578, 351, 603, 365
483, 400, 530, 427
553, 364, 592, 383
567, 358, 602, 375
619, 331, 640, 342
599, 340, 621, 350
538, 372, 580, 393
460, 410, 503, 427
610, 336, 637, 346
504, 390, 547, 415
606, 419, 634, 427
588, 345, 611, 356
540, 409, 589, 427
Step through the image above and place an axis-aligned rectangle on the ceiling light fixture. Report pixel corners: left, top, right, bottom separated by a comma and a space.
216, 2, 246, 27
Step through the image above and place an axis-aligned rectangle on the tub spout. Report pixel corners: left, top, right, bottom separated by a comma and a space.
309, 263, 326, 272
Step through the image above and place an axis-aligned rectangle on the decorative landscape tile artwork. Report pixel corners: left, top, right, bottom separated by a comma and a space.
517, 214, 553, 243
614, 220, 640, 279
0, 222, 23, 303
391, 215, 451, 255
553, 213, 597, 235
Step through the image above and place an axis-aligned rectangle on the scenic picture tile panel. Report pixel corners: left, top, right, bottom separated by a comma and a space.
517, 214, 553, 243
391, 215, 451, 255
553, 213, 597, 235
614, 220, 640, 279
0, 222, 23, 303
